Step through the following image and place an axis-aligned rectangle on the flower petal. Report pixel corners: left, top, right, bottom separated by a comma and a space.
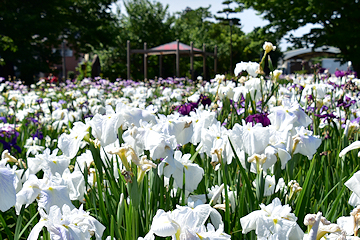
0, 167, 16, 212
339, 141, 360, 157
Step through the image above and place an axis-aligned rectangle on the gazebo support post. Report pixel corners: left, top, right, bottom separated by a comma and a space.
203, 44, 206, 80
128, 40, 216, 80
190, 42, 194, 81
214, 45, 217, 76
144, 42, 147, 80
159, 54, 162, 78
176, 39, 180, 77
127, 40, 130, 80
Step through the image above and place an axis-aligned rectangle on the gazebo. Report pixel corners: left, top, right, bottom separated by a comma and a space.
127, 39, 217, 80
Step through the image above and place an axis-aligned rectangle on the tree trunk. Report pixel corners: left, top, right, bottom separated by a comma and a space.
352, 62, 360, 77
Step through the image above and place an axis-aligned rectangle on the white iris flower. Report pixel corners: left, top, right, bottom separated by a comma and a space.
240, 198, 304, 240
28, 204, 105, 240
159, 150, 204, 193
139, 204, 229, 240
0, 165, 16, 212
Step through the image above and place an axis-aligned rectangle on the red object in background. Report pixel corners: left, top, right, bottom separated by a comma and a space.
50, 76, 58, 83
47, 74, 58, 83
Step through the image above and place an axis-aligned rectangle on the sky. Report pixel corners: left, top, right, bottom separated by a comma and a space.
112, 0, 319, 51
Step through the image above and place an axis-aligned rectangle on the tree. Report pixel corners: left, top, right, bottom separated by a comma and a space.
234, 0, 360, 73
172, 6, 216, 77
172, 5, 279, 77
96, 0, 176, 80
97, 0, 282, 80
123, 0, 175, 80
0, 0, 118, 84
215, 0, 241, 73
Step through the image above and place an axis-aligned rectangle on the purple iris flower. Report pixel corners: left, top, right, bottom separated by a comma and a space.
307, 106, 315, 112
235, 94, 245, 103
83, 114, 94, 119
0, 125, 16, 138
28, 117, 39, 124
346, 70, 357, 77
337, 97, 356, 108
319, 105, 329, 112
198, 94, 211, 107
0, 117, 7, 123
314, 113, 337, 121
25, 117, 38, 127
175, 102, 198, 116
351, 117, 360, 124
32, 129, 43, 140
36, 98, 44, 104
318, 68, 326, 74
245, 113, 271, 127
237, 108, 245, 115
328, 81, 340, 88
335, 70, 345, 78
0, 133, 21, 154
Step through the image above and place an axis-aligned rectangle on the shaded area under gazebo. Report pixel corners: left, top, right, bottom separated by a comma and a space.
127, 39, 217, 80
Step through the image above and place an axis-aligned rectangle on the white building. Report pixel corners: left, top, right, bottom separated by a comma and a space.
279, 46, 350, 74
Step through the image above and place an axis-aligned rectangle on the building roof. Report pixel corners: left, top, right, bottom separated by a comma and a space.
283, 46, 341, 61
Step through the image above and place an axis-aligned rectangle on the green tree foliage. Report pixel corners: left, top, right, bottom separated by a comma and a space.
171, 2, 281, 78
173, 6, 213, 46
172, 6, 216, 77
0, 35, 17, 67
98, 0, 278, 80
235, 0, 360, 73
0, 0, 118, 84
96, 0, 176, 80
123, 0, 176, 80
172, 5, 255, 77
0, 0, 285, 82
215, 0, 241, 74
100, 3, 234, 80
122, 0, 175, 45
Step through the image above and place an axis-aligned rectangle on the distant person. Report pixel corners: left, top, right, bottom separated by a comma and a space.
47, 73, 58, 84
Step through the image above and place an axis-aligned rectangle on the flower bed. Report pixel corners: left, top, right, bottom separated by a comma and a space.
1, 43, 360, 239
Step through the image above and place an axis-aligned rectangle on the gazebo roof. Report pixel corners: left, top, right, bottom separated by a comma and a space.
149, 41, 202, 52
146, 41, 204, 56
129, 40, 213, 57
126, 39, 217, 80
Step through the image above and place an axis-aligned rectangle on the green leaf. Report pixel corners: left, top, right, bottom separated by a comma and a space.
268, 55, 274, 72
14, 207, 24, 240
255, 170, 265, 202
110, 215, 115, 240
294, 154, 317, 218
18, 212, 39, 240
189, 146, 201, 163
0, 213, 13, 240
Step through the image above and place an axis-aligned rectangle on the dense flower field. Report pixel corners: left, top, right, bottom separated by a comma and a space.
1, 43, 360, 239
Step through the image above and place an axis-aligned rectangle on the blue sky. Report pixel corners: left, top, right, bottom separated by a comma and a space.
112, 0, 320, 51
